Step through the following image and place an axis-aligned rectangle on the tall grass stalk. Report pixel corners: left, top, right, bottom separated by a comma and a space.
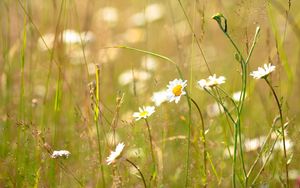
144, 119, 157, 184
95, 66, 106, 187
16, 8, 27, 186
177, 0, 212, 75
264, 78, 289, 187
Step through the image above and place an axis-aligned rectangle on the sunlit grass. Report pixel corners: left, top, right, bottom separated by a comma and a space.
0, 0, 299, 187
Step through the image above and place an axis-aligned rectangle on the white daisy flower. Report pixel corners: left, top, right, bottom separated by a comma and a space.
198, 74, 226, 89
166, 79, 187, 103
106, 143, 125, 165
250, 63, 276, 79
51, 150, 71, 159
133, 106, 155, 121
151, 90, 168, 106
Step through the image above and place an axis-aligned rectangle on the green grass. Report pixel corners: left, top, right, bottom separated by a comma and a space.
1, 0, 300, 187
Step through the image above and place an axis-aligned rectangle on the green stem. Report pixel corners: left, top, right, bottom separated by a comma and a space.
126, 159, 147, 188
95, 67, 106, 188
190, 97, 207, 187
144, 119, 157, 183
251, 136, 279, 186
246, 116, 280, 186
264, 78, 289, 188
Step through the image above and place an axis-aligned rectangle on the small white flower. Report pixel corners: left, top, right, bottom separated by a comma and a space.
133, 106, 155, 121
51, 150, 71, 159
198, 74, 226, 89
151, 90, 168, 106
250, 63, 276, 79
106, 143, 125, 165
166, 79, 187, 103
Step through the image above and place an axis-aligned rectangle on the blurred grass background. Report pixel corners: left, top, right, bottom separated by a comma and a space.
1, 0, 300, 187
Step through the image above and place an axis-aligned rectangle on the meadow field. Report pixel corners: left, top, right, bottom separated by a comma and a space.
1, 0, 300, 187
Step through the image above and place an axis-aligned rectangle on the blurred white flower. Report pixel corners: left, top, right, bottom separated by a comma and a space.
151, 90, 168, 106
106, 143, 125, 165
51, 150, 71, 159
232, 91, 247, 102
99, 7, 119, 25
166, 79, 187, 103
145, 3, 164, 22
38, 30, 94, 51
118, 69, 151, 86
133, 106, 155, 121
198, 74, 226, 89
244, 137, 266, 152
206, 102, 224, 118
130, 12, 146, 27
274, 139, 294, 153
129, 3, 164, 26
250, 63, 276, 79
141, 56, 158, 71
62, 29, 81, 44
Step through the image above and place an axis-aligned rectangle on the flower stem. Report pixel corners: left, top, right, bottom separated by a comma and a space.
190, 97, 207, 187
264, 78, 289, 188
126, 158, 147, 188
144, 119, 157, 183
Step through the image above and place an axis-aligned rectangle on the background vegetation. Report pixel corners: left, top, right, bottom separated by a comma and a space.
0, 0, 300, 187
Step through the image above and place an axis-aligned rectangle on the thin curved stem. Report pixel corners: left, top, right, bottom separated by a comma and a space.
177, 0, 212, 75
246, 116, 280, 185
189, 97, 207, 187
264, 78, 289, 188
126, 159, 147, 188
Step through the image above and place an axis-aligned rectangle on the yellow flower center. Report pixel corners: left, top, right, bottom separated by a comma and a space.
172, 85, 182, 96
140, 111, 148, 117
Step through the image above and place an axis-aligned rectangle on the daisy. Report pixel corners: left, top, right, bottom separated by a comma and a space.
106, 143, 125, 165
250, 63, 276, 79
151, 90, 168, 106
133, 106, 155, 121
166, 79, 187, 103
198, 74, 226, 89
51, 150, 71, 159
